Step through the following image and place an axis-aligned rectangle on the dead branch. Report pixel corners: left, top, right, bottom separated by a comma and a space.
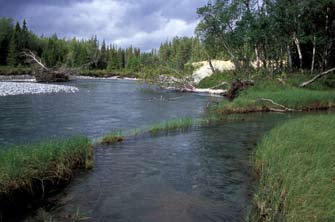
22, 50, 49, 71
300, 67, 335, 87
258, 98, 297, 112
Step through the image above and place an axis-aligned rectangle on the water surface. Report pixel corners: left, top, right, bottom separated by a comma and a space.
0, 79, 290, 221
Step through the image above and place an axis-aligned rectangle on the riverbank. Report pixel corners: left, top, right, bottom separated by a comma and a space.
0, 137, 93, 220
200, 73, 335, 221
251, 115, 335, 221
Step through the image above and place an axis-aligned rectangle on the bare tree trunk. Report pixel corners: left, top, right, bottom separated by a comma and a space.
278, 47, 283, 72
222, 38, 240, 69
324, 7, 330, 69
287, 45, 292, 71
262, 45, 267, 69
293, 32, 303, 71
255, 46, 260, 68
208, 59, 216, 74
311, 35, 316, 73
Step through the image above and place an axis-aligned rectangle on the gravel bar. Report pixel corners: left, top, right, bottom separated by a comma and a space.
0, 82, 79, 96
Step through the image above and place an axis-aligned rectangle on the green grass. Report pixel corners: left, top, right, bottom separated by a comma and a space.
0, 137, 92, 195
213, 82, 335, 114
252, 115, 335, 222
100, 131, 124, 145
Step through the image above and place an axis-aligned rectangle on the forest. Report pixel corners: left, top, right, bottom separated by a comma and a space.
1, 0, 334, 78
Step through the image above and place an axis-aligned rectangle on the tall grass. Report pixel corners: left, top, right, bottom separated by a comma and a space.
0, 136, 92, 194
252, 115, 335, 221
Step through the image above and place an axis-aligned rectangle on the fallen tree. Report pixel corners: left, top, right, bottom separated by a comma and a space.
22, 50, 70, 83
300, 67, 335, 87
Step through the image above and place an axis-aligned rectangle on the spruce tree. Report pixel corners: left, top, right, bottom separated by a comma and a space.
7, 22, 21, 67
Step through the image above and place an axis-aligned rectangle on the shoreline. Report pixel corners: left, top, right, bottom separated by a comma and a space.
0, 82, 79, 97
0, 75, 139, 97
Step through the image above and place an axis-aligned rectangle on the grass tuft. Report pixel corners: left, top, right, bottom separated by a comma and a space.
147, 118, 195, 135
100, 131, 124, 145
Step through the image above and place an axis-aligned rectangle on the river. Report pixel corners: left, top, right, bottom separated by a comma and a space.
0, 79, 289, 221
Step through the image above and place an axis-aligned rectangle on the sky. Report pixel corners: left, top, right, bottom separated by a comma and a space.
0, 0, 208, 51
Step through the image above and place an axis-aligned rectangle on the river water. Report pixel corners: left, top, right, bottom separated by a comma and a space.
0, 79, 218, 146
0, 80, 289, 221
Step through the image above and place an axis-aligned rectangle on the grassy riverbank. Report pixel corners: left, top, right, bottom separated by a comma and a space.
220, 86, 335, 113
0, 137, 92, 195
252, 115, 335, 221
199, 72, 335, 221
211, 80, 335, 114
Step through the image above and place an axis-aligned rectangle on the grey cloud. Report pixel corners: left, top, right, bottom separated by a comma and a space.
0, 0, 208, 50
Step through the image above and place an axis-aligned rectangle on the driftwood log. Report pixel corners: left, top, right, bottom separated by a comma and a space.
258, 98, 297, 112
23, 50, 70, 83
300, 67, 335, 87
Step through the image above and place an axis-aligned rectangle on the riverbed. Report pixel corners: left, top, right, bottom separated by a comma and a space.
0, 79, 290, 221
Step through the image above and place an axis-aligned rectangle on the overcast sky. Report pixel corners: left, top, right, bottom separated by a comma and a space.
0, 0, 207, 50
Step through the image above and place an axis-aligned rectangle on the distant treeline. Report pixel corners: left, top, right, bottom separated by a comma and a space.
0, 18, 208, 73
